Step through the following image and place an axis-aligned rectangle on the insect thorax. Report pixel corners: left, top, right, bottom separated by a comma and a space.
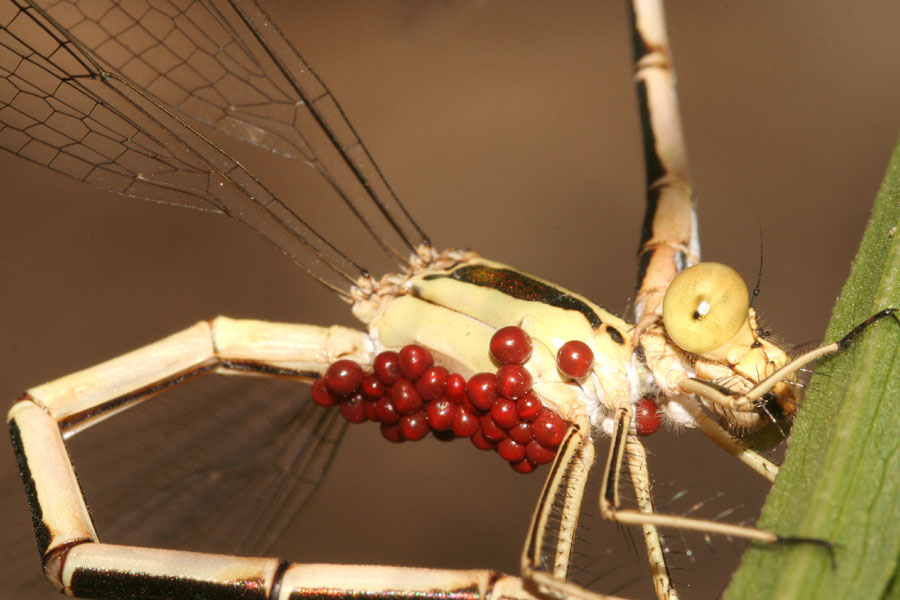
353, 251, 636, 429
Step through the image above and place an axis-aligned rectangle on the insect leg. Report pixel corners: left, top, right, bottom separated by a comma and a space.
521, 417, 663, 600
521, 418, 593, 583
682, 404, 779, 482
599, 409, 784, 546
622, 435, 679, 600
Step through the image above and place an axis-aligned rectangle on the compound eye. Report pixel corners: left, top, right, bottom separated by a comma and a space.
662, 262, 750, 355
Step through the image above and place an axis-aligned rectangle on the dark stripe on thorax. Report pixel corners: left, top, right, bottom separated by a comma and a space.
425, 264, 603, 329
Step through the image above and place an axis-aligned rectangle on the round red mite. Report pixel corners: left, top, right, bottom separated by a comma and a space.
635, 397, 662, 436
556, 340, 594, 379
489, 326, 533, 365
324, 359, 363, 396
317, 341, 566, 474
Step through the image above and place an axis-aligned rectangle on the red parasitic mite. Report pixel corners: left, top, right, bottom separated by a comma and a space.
398, 344, 433, 381
452, 408, 480, 438
445, 373, 467, 404
516, 392, 542, 422
311, 378, 339, 408
339, 394, 368, 424
635, 397, 662, 436
467, 372, 499, 411
314, 340, 564, 473
399, 412, 429, 441
360, 372, 386, 400
533, 410, 567, 448
511, 459, 537, 474
480, 414, 507, 442
556, 340, 594, 379
489, 326, 533, 365
526, 440, 557, 465
495, 364, 532, 400
373, 351, 402, 385
416, 366, 449, 401
380, 422, 404, 444
391, 380, 423, 415
508, 422, 533, 444
324, 359, 363, 396
426, 398, 456, 431
374, 396, 400, 425
497, 438, 527, 463
490, 398, 519, 430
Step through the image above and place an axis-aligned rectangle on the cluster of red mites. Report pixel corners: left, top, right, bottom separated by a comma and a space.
311, 326, 567, 474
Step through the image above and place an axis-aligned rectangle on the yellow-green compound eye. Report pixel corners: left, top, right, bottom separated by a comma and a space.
662, 262, 750, 355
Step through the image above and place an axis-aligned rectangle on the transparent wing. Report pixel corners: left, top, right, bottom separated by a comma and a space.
0, 1, 424, 294
69, 375, 348, 557
27, 0, 427, 262
2, 376, 348, 599
29, 0, 426, 266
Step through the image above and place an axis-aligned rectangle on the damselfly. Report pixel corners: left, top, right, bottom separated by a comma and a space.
2, 2, 899, 600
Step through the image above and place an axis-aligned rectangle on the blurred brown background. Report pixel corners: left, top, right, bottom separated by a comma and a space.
2, 1, 899, 599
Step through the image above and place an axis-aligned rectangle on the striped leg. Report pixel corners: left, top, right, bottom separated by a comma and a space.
623, 435, 679, 600
520, 417, 674, 600
599, 409, 790, 552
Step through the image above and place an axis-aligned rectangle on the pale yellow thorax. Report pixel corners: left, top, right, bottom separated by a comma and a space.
356, 253, 634, 426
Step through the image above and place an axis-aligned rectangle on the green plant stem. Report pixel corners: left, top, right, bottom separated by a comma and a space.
725, 133, 900, 600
